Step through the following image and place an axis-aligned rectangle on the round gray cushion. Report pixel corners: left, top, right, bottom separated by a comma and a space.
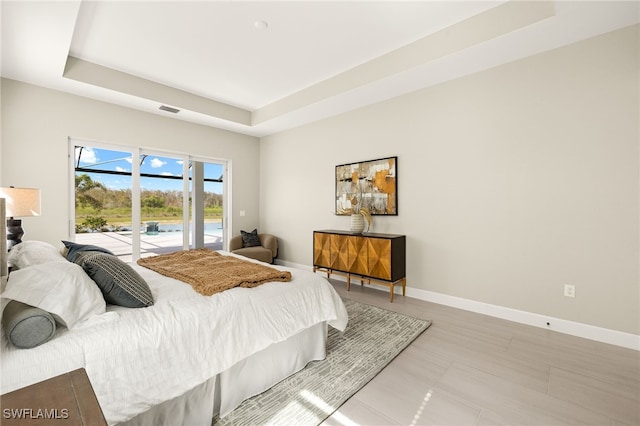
3, 300, 56, 349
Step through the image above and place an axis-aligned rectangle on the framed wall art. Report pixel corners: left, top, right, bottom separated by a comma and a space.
335, 156, 397, 216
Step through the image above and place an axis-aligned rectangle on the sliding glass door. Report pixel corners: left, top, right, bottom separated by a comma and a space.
71, 140, 226, 261
189, 159, 225, 252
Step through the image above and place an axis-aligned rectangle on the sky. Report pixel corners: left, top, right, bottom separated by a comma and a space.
75, 146, 224, 193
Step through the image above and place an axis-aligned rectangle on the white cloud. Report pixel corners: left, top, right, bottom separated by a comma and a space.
75, 147, 98, 165
115, 166, 129, 173
150, 158, 166, 168
161, 172, 174, 176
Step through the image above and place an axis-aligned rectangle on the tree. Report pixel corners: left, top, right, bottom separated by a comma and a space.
75, 174, 107, 210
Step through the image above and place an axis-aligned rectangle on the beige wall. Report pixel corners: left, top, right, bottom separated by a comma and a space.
0, 79, 261, 245
260, 25, 640, 335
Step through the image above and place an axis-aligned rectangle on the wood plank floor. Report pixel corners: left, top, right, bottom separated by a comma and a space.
324, 281, 640, 426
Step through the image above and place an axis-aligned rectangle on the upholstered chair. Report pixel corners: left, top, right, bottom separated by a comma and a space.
229, 233, 278, 264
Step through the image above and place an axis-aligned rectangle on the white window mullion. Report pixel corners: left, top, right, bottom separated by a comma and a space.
131, 147, 141, 261
182, 157, 190, 249
68, 139, 76, 238
223, 161, 231, 251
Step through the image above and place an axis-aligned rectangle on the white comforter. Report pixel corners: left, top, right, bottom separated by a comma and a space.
1, 254, 348, 425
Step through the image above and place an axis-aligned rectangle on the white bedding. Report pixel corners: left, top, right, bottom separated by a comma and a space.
0, 252, 348, 425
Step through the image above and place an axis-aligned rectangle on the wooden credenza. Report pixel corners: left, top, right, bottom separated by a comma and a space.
313, 230, 406, 302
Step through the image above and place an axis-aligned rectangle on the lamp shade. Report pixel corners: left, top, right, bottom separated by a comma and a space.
0, 187, 41, 218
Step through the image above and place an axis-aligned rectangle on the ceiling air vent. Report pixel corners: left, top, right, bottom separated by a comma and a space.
159, 105, 180, 114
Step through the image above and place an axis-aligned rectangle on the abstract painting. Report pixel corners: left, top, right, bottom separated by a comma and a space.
336, 156, 397, 215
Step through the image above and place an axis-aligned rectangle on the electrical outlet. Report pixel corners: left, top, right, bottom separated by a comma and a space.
564, 284, 575, 298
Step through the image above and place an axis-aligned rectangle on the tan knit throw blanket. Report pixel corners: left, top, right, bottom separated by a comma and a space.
137, 249, 291, 296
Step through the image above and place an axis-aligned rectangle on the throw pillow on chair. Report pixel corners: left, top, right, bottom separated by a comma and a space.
241, 229, 261, 247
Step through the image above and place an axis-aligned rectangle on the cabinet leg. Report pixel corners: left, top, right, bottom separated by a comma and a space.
347, 274, 351, 291
389, 283, 394, 303
402, 278, 406, 296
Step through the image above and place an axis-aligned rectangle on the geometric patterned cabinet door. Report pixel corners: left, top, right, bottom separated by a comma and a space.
313, 230, 406, 302
313, 232, 331, 269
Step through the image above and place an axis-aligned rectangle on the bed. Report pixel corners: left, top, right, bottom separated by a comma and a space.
0, 203, 348, 425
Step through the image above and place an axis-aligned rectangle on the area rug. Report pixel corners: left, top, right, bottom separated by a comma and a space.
214, 298, 431, 426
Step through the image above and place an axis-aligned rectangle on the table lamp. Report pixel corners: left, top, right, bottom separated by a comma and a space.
0, 187, 41, 251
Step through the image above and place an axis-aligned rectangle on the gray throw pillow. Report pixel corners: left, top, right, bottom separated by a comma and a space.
241, 229, 261, 248
75, 251, 154, 308
62, 240, 114, 262
2, 300, 56, 349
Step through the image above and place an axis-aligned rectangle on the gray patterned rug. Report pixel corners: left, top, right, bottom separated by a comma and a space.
214, 298, 431, 426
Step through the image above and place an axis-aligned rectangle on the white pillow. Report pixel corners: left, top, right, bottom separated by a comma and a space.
7, 240, 67, 269
2, 261, 106, 329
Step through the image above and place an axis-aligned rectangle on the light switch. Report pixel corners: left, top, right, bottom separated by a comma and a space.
239, 210, 246, 217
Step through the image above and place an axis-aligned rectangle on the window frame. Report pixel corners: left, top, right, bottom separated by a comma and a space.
68, 138, 230, 260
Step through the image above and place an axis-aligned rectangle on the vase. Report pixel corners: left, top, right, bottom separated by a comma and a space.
350, 214, 365, 233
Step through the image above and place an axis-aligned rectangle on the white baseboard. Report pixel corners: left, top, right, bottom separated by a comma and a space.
406, 286, 639, 351
276, 260, 640, 351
